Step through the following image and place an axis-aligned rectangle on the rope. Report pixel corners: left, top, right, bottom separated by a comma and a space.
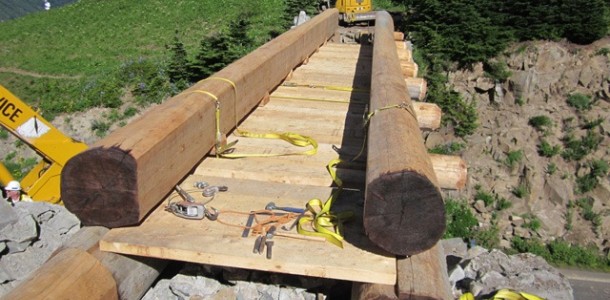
214, 209, 299, 235
351, 101, 418, 162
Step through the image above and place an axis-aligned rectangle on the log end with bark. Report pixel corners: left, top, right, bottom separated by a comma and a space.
364, 171, 445, 256
62, 146, 140, 228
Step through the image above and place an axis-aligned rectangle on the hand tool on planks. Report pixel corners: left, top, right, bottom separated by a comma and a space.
168, 185, 219, 220
264, 202, 306, 230
253, 225, 277, 259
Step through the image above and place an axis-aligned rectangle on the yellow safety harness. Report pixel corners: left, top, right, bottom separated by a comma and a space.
187, 77, 318, 158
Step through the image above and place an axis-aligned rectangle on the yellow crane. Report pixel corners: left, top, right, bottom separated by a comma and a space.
0, 85, 88, 203
333, 0, 376, 23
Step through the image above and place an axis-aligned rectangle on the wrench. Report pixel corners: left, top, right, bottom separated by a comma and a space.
265, 202, 305, 214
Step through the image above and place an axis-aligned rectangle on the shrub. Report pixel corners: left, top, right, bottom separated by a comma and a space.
562, 130, 603, 161
529, 115, 553, 131
0, 128, 8, 140
428, 142, 465, 155
575, 160, 609, 193
475, 190, 495, 207
538, 139, 561, 157
513, 237, 608, 270
504, 150, 523, 168
123, 106, 138, 118
512, 184, 529, 198
515, 96, 525, 106
565, 201, 574, 231
567, 93, 593, 111
424, 71, 478, 137
473, 225, 500, 249
118, 58, 172, 106
521, 213, 542, 232
575, 197, 597, 222
582, 117, 604, 130
444, 199, 478, 239
595, 48, 610, 56
512, 237, 550, 258
91, 119, 110, 137
496, 196, 512, 210
483, 60, 512, 82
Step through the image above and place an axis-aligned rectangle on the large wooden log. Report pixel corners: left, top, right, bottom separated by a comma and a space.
364, 11, 445, 256
60, 227, 167, 300
429, 154, 467, 190
2, 248, 118, 300
400, 61, 418, 78
406, 77, 427, 101
412, 101, 439, 130
61, 9, 340, 228
396, 242, 452, 299
6, 227, 166, 300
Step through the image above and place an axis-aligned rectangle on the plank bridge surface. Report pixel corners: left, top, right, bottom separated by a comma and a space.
100, 41, 397, 285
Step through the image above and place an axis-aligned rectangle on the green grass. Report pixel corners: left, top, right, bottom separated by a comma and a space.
512, 183, 529, 198
529, 115, 553, 132
0, 0, 285, 109
538, 139, 561, 157
2, 151, 39, 181
512, 237, 610, 271
504, 149, 523, 168
0, 0, 284, 76
567, 93, 594, 111
443, 198, 478, 240
428, 142, 465, 155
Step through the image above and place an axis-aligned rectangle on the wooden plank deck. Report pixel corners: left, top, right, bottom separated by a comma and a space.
99, 42, 397, 285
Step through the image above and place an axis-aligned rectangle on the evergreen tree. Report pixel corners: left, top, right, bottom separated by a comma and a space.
226, 13, 255, 62
167, 32, 191, 85
407, 0, 510, 67
560, 0, 609, 44
283, 0, 320, 29
191, 31, 232, 80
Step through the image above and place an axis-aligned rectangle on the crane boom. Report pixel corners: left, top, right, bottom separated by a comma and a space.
0, 85, 87, 203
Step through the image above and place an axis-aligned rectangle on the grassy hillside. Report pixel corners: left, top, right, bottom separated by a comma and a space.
0, 0, 77, 22
0, 0, 285, 111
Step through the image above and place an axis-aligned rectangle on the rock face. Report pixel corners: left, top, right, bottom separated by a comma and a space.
0, 202, 80, 296
443, 239, 574, 300
142, 264, 342, 300
441, 37, 610, 251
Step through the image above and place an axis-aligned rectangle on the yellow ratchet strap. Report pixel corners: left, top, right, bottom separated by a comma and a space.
297, 159, 354, 248
459, 289, 545, 300
188, 89, 235, 157
196, 77, 318, 158
351, 101, 418, 162
223, 131, 318, 158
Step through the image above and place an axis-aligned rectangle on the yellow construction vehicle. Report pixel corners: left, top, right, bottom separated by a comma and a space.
332, 0, 376, 23
0, 85, 88, 204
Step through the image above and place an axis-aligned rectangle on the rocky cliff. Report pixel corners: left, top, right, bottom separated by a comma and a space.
428, 37, 610, 252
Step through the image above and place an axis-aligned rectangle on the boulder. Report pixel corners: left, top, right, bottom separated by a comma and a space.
0, 202, 80, 297
457, 249, 573, 300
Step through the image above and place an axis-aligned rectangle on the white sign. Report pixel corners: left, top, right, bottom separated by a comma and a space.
16, 117, 50, 138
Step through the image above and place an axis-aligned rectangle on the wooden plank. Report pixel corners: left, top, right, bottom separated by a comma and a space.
364, 11, 445, 256
100, 176, 396, 285
286, 69, 371, 89
61, 9, 341, 228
